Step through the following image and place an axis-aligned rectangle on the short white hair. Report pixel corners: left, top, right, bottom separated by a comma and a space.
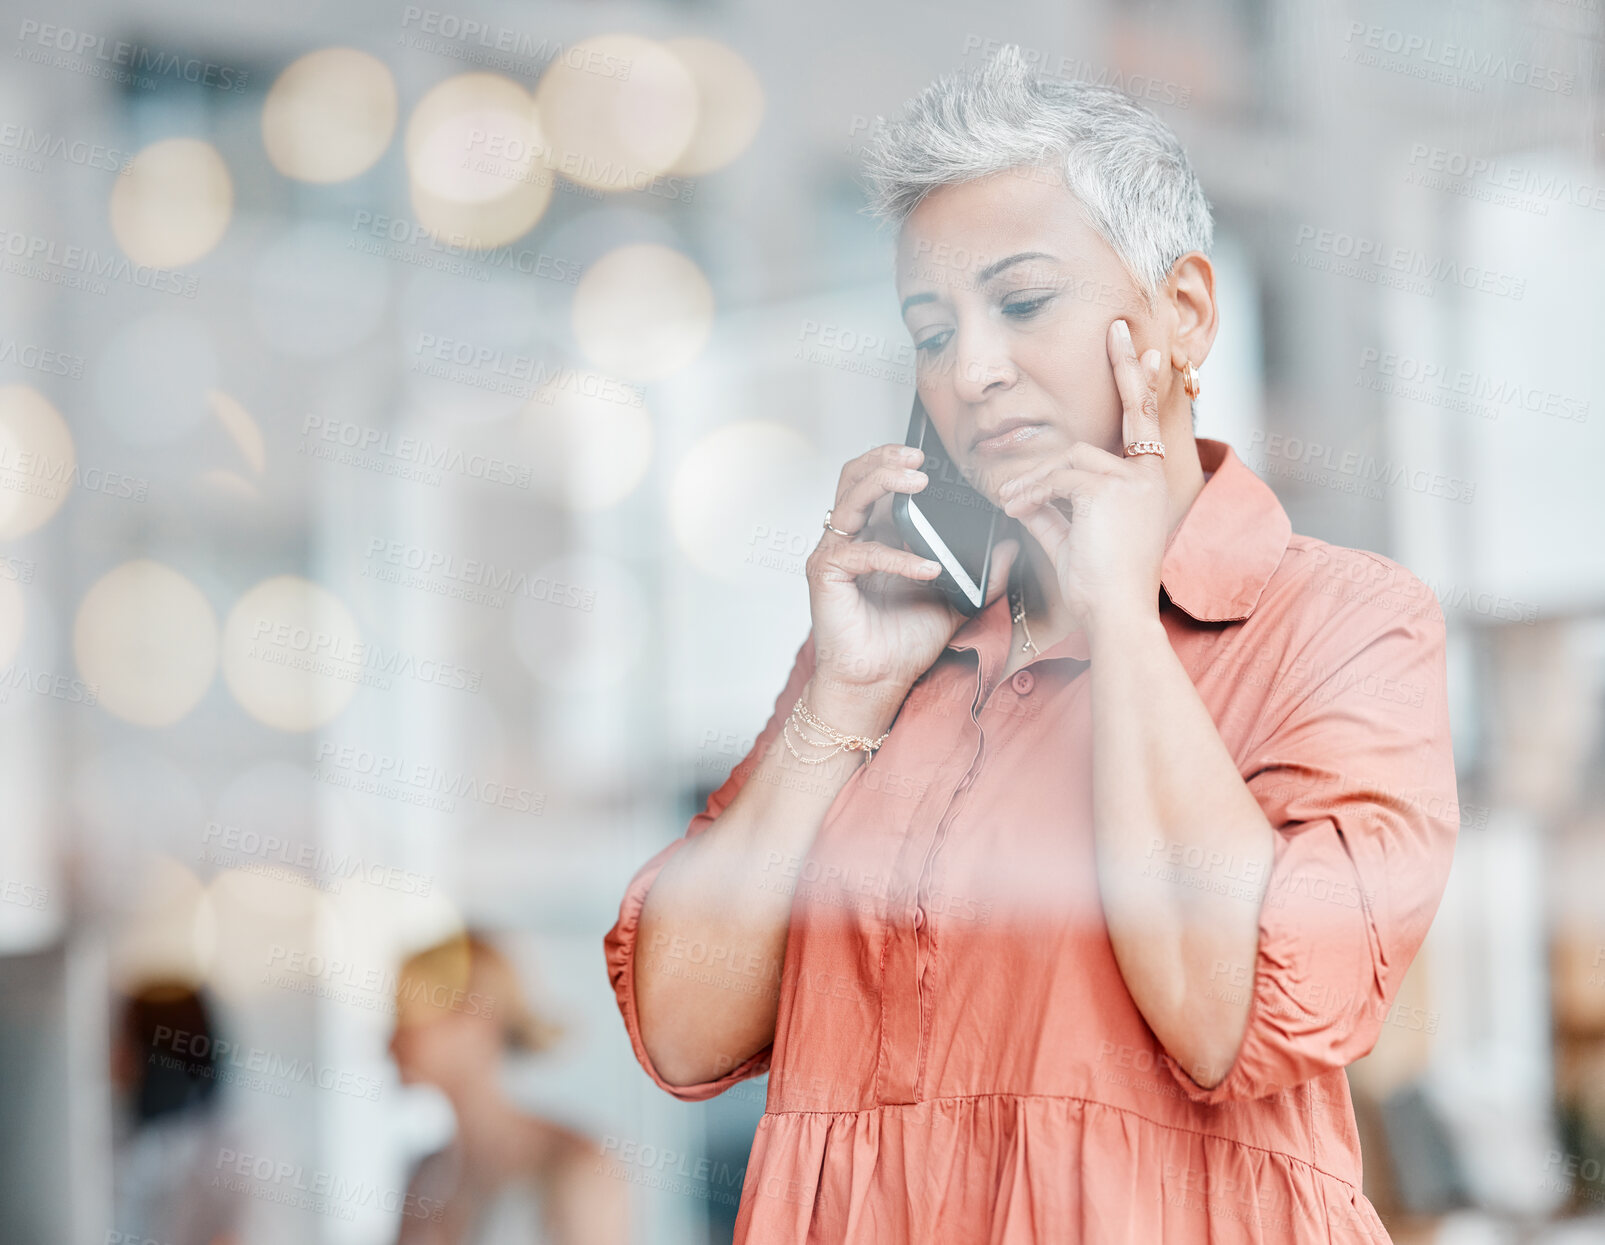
861, 44, 1213, 303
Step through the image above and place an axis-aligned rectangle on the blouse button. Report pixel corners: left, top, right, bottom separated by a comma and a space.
912, 905, 925, 930
1011, 670, 1035, 696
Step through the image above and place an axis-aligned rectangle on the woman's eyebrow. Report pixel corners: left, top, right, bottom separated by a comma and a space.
976, 251, 1057, 282
900, 251, 1059, 314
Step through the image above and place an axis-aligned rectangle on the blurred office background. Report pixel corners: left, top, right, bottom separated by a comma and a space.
0, 0, 1601, 1241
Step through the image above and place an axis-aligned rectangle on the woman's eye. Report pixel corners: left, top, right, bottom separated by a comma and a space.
1002, 295, 1052, 319
914, 330, 953, 355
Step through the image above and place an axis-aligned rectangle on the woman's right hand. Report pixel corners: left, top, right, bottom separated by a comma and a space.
803, 443, 1019, 732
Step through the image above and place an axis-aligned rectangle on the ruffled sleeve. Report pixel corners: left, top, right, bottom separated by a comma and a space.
603, 630, 817, 1101
1163, 581, 1459, 1103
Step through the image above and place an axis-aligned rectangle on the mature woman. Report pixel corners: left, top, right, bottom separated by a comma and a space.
605, 45, 1457, 1243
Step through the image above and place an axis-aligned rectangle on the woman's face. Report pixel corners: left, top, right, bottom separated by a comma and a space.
388, 1002, 502, 1091
895, 164, 1157, 502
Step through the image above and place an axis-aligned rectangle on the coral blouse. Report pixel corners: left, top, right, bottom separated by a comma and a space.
605, 438, 1459, 1243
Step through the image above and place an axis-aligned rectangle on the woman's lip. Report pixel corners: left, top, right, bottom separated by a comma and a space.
971, 423, 1047, 454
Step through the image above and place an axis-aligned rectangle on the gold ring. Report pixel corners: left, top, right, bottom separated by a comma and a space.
823, 508, 860, 538
1124, 440, 1166, 459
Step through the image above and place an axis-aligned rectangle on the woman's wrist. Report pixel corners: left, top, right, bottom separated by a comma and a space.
798, 674, 907, 742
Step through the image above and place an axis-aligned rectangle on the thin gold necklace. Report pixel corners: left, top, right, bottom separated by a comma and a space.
1009, 580, 1039, 658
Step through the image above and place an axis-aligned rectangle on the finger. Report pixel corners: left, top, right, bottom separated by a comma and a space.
829, 458, 928, 536
999, 443, 1120, 505
1108, 319, 1164, 454
1014, 502, 1071, 564
1066, 439, 1126, 475
999, 467, 1102, 516
817, 539, 942, 583
833, 443, 923, 510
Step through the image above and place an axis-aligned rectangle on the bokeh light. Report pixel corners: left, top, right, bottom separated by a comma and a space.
0, 385, 74, 539
535, 35, 698, 191
571, 243, 713, 380
204, 867, 331, 1005
664, 37, 765, 175
109, 137, 233, 268
110, 855, 214, 992
405, 72, 553, 248
262, 47, 398, 183
221, 575, 364, 731
520, 373, 653, 510
74, 560, 220, 727
670, 420, 826, 579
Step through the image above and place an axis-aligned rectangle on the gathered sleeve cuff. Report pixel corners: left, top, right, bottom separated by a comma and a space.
603, 631, 817, 1101
1162, 587, 1460, 1104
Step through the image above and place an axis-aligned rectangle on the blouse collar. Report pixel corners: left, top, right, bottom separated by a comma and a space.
945, 438, 1292, 666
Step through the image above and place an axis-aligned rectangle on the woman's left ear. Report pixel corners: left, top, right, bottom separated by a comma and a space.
1165, 252, 1218, 374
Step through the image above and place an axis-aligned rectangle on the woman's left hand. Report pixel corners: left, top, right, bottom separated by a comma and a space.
997, 317, 1171, 637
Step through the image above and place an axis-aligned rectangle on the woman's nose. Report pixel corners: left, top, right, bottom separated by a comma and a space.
949, 326, 1018, 404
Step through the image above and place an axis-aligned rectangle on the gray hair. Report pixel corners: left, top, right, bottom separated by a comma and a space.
860, 44, 1213, 303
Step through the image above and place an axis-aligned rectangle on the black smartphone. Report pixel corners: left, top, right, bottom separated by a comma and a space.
891, 395, 1007, 615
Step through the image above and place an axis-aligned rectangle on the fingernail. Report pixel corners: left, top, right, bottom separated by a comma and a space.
1114, 319, 1131, 341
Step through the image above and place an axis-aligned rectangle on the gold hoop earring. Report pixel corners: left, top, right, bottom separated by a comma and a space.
1174, 359, 1200, 400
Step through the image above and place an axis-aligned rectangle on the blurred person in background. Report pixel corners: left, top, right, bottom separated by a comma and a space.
110, 980, 242, 1245
605, 45, 1459, 1244
389, 931, 628, 1245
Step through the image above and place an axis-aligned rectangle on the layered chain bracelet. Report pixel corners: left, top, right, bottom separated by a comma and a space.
781, 696, 890, 764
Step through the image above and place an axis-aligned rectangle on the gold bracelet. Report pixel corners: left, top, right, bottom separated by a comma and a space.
783, 697, 890, 763
782, 716, 846, 765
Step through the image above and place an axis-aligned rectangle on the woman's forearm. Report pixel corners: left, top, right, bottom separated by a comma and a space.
633, 675, 905, 1087
1085, 611, 1275, 1088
